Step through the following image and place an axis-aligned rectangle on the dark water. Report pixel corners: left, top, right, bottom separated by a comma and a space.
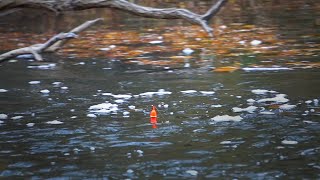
1, 0, 320, 179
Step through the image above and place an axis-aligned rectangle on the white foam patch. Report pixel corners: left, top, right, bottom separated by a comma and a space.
139, 89, 172, 97
257, 94, 289, 103
11, 116, 23, 120
182, 48, 194, 55
279, 104, 296, 110
27, 63, 56, 70
87, 114, 97, 118
181, 90, 197, 94
89, 103, 118, 114
281, 140, 298, 145
259, 111, 275, 115
28, 81, 41, 85
46, 120, 63, 125
26, 123, 35, 127
251, 89, 277, 95
112, 94, 132, 99
0, 89, 8, 93
0, 114, 8, 119
40, 89, 50, 94
186, 170, 198, 176
232, 106, 258, 113
220, 140, 233, 145
250, 40, 262, 46
200, 91, 215, 95
243, 67, 292, 72
211, 105, 222, 108
211, 115, 243, 122
149, 40, 163, 44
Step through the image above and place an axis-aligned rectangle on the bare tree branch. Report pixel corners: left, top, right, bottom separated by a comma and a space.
0, 0, 228, 36
0, 18, 102, 63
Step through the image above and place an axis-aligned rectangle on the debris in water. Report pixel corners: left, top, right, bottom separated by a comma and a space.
279, 104, 296, 110
232, 106, 258, 113
0, 114, 8, 119
28, 81, 41, 85
112, 94, 132, 99
128, 105, 136, 110
257, 94, 289, 103
251, 89, 277, 95
247, 99, 256, 103
182, 48, 194, 55
0, 89, 8, 93
181, 90, 197, 94
139, 89, 172, 97
250, 40, 262, 46
40, 89, 50, 94
88, 103, 118, 114
127, 169, 134, 174
220, 141, 233, 145
281, 140, 298, 145
11, 116, 23, 120
26, 123, 35, 127
46, 120, 63, 125
200, 91, 215, 95
305, 100, 312, 104
186, 170, 198, 176
149, 40, 163, 44
211, 115, 243, 122
87, 114, 97, 118
260, 111, 275, 115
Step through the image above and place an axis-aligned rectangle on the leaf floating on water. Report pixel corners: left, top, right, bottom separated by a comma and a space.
213, 66, 239, 73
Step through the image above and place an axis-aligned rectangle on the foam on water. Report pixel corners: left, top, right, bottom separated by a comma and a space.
211, 115, 243, 122
0, 114, 8, 119
28, 81, 41, 85
232, 106, 258, 113
251, 89, 277, 95
279, 104, 296, 110
0, 89, 8, 93
181, 90, 197, 94
89, 103, 119, 115
200, 91, 215, 95
257, 94, 289, 103
139, 89, 172, 97
46, 120, 63, 125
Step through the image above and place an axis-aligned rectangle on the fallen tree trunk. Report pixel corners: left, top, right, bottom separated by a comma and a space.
0, 0, 228, 36
0, 18, 103, 62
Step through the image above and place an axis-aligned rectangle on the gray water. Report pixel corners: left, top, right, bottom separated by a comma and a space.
1, 0, 320, 179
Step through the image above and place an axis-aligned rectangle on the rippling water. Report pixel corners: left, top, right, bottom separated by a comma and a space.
0, 0, 320, 179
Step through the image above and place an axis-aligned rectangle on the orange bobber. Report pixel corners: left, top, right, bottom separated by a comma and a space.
150, 105, 158, 124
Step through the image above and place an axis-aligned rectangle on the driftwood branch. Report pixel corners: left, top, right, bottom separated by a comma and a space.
0, 18, 103, 63
0, 0, 228, 36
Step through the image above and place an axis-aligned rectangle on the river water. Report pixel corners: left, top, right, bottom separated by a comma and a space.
0, 0, 320, 179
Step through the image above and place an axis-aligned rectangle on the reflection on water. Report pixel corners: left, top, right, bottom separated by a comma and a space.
0, 0, 320, 179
